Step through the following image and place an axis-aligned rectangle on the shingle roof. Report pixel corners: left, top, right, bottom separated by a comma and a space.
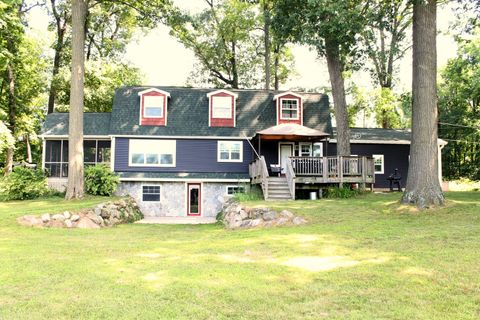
110, 86, 331, 137
333, 127, 412, 142
42, 87, 331, 137
42, 113, 111, 136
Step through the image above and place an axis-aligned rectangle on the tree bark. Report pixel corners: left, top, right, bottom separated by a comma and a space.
47, 0, 67, 114
263, 1, 271, 90
325, 38, 351, 156
273, 43, 280, 90
401, 0, 444, 208
4, 40, 17, 176
26, 134, 32, 163
65, 0, 87, 199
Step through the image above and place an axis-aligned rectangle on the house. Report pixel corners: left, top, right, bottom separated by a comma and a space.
41, 86, 447, 218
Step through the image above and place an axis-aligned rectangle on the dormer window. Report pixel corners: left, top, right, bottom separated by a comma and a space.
273, 91, 303, 125
280, 99, 299, 120
138, 88, 170, 126
207, 89, 238, 127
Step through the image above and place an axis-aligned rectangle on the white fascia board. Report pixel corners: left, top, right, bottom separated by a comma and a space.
40, 135, 111, 139
273, 91, 303, 101
110, 134, 252, 140
206, 89, 238, 98
138, 88, 171, 97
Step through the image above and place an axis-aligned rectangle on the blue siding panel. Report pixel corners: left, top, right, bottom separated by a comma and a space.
115, 138, 252, 173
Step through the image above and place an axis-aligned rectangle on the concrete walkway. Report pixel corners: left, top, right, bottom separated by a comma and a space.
136, 217, 217, 225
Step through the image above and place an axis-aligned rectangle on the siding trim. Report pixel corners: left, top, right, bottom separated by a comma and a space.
119, 178, 250, 182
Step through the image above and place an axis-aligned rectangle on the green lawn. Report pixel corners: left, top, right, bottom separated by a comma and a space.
0, 193, 479, 319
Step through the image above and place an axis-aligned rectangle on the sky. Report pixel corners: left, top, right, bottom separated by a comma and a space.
28, 1, 459, 93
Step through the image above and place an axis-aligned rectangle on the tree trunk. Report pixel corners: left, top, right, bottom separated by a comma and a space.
263, 1, 271, 90
231, 41, 239, 89
4, 41, 17, 176
47, 23, 66, 114
65, 0, 87, 200
26, 135, 32, 163
401, 0, 444, 208
325, 38, 351, 156
274, 44, 279, 90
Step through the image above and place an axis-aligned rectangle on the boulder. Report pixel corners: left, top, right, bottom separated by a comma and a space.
275, 217, 289, 226
52, 214, 65, 221
71, 214, 80, 222
64, 219, 73, 228
94, 207, 102, 216
262, 210, 277, 221
239, 210, 248, 220
76, 217, 100, 229
63, 211, 71, 219
292, 216, 307, 225
41, 214, 51, 223
279, 210, 294, 220
17, 215, 43, 227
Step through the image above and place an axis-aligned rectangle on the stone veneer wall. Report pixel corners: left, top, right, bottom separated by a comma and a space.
47, 178, 68, 192
115, 181, 237, 217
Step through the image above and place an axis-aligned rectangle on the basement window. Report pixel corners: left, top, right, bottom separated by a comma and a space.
226, 185, 245, 195
142, 185, 160, 202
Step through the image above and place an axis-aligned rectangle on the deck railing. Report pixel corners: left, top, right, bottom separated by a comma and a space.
290, 155, 375, 185
249, 156, 269, 199
285, 158, 296, 199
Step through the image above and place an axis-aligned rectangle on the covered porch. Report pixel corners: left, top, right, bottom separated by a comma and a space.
248, 124, 375, 200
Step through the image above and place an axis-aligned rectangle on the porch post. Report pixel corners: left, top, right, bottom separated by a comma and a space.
258, 135, 261, 156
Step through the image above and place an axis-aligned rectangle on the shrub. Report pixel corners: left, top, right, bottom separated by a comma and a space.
325, 185, 362, 199
84, 165, 119, 196
233, 184, 263, 201
0, 167, 49, 200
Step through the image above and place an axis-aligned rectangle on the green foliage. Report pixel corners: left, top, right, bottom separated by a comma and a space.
0, 167, 49, 201
84, 165, 119, 196
55, 61, 143, 112
372, 87, 404, 129
325, 185, 363, 199
233, 185, 263, 201
0, 121, 14, 154
346, 83, 371, 126
439, 29, 480, 180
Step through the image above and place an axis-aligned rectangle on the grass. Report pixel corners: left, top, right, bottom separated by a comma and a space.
0, 192, 479, 319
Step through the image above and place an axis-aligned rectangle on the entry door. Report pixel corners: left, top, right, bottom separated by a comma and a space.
187, 183, 201, 216
279, 144, 293, 174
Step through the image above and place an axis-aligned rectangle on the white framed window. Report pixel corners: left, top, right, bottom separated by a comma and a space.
142, 185, 160, 202
211, 96, 232, 118
313, 142, 323, 157
218, 141, 243, 162
299, 142, 312, 157
373, 154, 384, 174
129, 139, 176, 167
143, 96, 164, 118
280, 99, 299, 120
226, 185, 245, 195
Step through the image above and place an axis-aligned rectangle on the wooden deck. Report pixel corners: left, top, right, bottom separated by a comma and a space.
249, 156, 375, 200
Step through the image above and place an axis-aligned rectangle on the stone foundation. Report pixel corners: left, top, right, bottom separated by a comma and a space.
47, 178, 68, 192
115, 181, 237, 218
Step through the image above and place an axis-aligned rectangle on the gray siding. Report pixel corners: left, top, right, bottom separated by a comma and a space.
114, 138, 253, 173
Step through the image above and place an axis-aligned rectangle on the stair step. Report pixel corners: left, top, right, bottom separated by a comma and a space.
267, 196, 293, 200
268, 187, 290, 191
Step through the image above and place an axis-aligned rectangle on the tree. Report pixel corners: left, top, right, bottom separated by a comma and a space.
362, 0, 412, 89
273, 0, 369, 155
438, 30, 480, 180
372, 87, 404, 128
401, 0, 444, 208
170, 0, 263, 88
65, 0, 87, 199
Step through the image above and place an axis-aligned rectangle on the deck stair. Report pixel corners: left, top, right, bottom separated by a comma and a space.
266, 176, 293, 200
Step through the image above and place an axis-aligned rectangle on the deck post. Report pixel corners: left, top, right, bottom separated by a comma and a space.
338, 156, 343, 188
361, 156, 367, 190
323, 156, 328, 183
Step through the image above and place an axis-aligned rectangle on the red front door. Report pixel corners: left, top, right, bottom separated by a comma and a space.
187, 183, 201, 216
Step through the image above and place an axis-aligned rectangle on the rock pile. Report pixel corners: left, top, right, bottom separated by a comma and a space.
220, 199, 307, 229
17, 197, 143, 229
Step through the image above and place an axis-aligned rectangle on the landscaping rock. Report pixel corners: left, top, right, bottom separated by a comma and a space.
16, 197, 143, 229
52, 214, 65, 221
219, 200, 306, 229
76, 217, 100, 229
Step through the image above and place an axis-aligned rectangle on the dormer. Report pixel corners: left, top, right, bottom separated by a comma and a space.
207, 89, 238, 127
273, 91, 303, 125
138, 88, 170, 126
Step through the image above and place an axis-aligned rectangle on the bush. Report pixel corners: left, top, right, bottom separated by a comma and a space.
325, 185, 363, 199
0, 167, 49, 200
84, 165, 119, 196
233, 184, 263, 201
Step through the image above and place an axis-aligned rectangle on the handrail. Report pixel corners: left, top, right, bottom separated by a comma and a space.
249, 156, 269, 199
285, 158, 296, 200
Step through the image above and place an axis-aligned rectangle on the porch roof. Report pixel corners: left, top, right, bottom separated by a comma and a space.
256, 123, 329, 141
